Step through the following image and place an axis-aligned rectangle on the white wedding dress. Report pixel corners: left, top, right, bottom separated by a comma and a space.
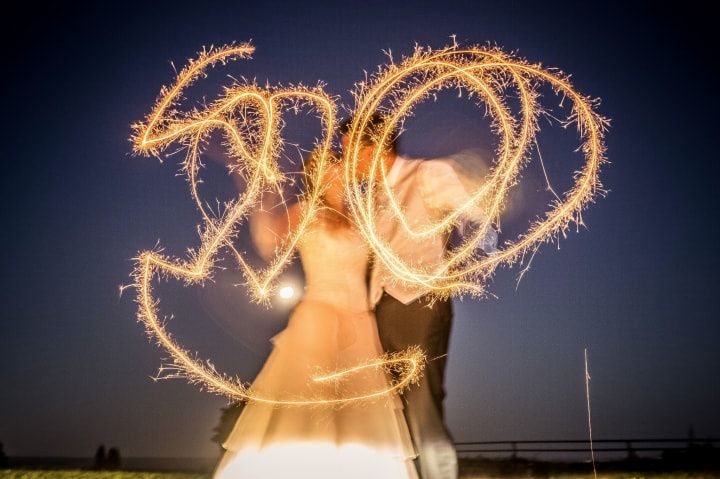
212, 215, 419, 479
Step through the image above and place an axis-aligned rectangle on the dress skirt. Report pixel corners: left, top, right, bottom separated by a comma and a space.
212, 297, 419, 479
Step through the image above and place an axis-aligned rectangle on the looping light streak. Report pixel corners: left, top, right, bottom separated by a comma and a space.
128, 40, 608, 405
128, 43, 424, 405
344, 43, 610, 299
131, 43, 336, 303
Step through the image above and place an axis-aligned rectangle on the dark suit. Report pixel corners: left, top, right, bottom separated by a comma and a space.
375, 291, 457, 479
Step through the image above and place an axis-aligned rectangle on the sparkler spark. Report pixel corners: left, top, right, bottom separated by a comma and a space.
343, 43, 609, 299
128, 40, 607, 404
128, 43, 424, 405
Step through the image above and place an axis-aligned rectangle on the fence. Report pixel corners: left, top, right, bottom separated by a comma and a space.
455, 438, 720, 460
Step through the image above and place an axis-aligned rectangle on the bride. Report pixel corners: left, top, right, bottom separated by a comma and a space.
212, 150, 420, 479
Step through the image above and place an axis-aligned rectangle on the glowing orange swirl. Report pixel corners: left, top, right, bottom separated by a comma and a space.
127, 41, 607, 404
344, 43, 609, 299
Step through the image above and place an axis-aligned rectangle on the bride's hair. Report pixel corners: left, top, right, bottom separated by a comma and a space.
338, 112, 398, 154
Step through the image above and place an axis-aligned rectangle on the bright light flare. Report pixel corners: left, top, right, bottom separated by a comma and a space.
278, 285, 295, 299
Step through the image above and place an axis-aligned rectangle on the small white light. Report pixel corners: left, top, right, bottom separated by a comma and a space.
278, 286, 295, 299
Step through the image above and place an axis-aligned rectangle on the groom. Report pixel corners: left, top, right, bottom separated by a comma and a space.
340, 114, 496, 479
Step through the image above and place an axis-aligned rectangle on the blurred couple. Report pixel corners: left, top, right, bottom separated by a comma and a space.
213, 114, 498, 479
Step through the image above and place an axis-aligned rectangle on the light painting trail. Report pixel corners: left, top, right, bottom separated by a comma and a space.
131, 43, 335, 304
128, 40, 607, 405
344, 42, 609, 300
128, 43, 424, 405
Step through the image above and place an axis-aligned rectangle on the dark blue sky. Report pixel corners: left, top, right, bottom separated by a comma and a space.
2, 0, 718, 459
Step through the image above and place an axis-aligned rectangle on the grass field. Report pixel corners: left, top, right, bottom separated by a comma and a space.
2, 471, 720, 479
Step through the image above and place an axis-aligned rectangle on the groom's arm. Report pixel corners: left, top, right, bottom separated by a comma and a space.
418, 159, 498, 254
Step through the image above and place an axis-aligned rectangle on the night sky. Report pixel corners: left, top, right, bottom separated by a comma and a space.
2, 0, 718, 459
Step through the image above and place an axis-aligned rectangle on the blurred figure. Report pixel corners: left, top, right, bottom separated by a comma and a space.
212, 150, 419, 479
106, 447, 121, 470
0, 441, 9, 469
340, 113, 497, 479
93, 445, 105, 470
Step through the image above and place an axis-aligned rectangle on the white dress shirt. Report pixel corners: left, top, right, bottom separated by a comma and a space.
369, 154, 498, 307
